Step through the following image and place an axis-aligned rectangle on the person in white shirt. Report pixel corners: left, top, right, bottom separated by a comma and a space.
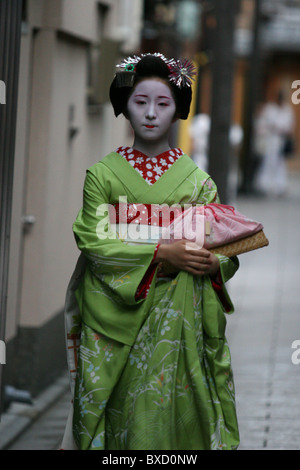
254, 91, 295, 197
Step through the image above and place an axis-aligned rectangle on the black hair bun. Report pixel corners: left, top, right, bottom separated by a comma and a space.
109, 54, 192, 120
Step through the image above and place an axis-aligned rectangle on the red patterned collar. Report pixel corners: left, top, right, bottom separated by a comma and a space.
115, 146, 184, 185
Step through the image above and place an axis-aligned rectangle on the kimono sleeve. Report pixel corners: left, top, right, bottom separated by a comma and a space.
73, 168, 157, 306
200, 176, 239, 313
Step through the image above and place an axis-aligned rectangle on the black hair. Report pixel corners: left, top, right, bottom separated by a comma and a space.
109, 54, 192, 120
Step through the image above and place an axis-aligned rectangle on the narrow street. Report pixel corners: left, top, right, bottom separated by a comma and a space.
1, 172, 300, 451
227, 171, 300, 449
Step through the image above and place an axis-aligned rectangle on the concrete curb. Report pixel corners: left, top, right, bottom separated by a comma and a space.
0, 373, 70, 450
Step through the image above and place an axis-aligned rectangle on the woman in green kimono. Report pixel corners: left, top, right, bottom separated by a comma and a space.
70, 53, 240, 450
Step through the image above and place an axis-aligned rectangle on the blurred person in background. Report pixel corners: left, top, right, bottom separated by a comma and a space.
189, 114, 243, 201
189, 113, 211, 172
253, 91, 295, 197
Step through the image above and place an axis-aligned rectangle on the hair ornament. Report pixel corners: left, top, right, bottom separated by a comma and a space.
116, 55, 140, 72
116, 53, 171, 72
168, 58, 197, 89
115, 53, 196, 89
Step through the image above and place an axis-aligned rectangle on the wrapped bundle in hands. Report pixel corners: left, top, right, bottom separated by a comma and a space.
160, 203, 269, 258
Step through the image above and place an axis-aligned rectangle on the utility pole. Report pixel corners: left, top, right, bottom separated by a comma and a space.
208, 0, 238, 204
0, 0, 23, 415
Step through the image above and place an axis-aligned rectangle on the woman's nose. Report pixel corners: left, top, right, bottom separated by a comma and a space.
146, 102, 156, 120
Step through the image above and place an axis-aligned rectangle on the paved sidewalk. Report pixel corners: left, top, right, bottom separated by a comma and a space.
1, 171, 300, 450
226, 171, 300, 450
0, 373, 71, 450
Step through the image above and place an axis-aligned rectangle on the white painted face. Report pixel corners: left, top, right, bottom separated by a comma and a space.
126, 79, 177, 144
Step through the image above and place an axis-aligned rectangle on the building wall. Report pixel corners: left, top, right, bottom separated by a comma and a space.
5, 0, 142, 396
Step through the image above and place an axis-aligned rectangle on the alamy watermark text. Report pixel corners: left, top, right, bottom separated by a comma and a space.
0, 80, 6, 104
0, 340, 6, 365
291, 340, 300, 365
292, 80, 300, 105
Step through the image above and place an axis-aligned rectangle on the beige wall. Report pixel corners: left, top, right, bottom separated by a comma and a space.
6, 0, 142, 338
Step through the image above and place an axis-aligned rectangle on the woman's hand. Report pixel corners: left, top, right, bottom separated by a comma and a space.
156, 240, 220, 277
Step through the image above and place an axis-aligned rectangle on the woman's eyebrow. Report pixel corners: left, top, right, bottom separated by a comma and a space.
134, 94, 171, 99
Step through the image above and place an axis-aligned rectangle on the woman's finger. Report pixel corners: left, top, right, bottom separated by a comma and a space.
185, 254, 212, 265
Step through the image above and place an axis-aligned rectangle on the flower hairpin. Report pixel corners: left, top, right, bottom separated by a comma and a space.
168, 58, 197, 89
116, 53, 196, 89
117, 55, 140, 72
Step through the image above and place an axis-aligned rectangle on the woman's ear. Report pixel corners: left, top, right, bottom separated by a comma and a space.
172, 112, 180, 123
122, 105, 129, 120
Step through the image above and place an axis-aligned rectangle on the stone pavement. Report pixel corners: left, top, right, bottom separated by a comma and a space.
227, 170, 300, 450
0, 372, 71, 450
1, 171, 300, 451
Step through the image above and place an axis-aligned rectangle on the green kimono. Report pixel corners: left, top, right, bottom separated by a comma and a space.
71, 151, 240, 450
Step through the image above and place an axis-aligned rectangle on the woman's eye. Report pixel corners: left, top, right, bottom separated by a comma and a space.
136, 100, 146, 105
158, 102, 168, 107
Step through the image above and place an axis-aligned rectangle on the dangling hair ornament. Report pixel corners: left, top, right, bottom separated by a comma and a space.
168, 58, 197, 89
114, 55, 140, 87
115, 53, 196, 89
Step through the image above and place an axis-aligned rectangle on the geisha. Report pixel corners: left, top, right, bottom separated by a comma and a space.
64, 53, 240, 450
